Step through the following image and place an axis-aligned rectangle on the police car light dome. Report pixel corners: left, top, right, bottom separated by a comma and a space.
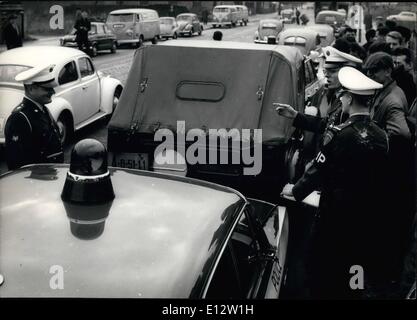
61, 139, 115, 204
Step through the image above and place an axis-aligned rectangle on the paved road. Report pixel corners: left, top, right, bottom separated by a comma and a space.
1, 10, 319, 174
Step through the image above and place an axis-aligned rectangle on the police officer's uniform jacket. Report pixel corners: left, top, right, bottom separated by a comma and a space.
5, 96, 64, 170
292, 114, 390, 296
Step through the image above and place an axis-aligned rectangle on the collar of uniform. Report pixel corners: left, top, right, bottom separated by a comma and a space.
24, 96, 46, 113
349, 113, 371, 122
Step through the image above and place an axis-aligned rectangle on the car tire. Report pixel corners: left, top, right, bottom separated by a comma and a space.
91, 44, 98, 57
198, 29, 202, 36
240, 21, 243, 26
151, 35, 158, 44
173, 32, 178, 39
244, 20, 248, 26
190, 28, 194, 37
57, 114, 72, 145
105, 87, 122, 124
110, 42, 117, 53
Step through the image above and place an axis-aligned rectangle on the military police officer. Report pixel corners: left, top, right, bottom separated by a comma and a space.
274, 46, 363, 134
4, 64, 64, 170
281, 67, 391, 299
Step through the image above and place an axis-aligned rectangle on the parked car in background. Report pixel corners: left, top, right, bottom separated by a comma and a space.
315, 10, 345, 36
254, 19, 284, 44
235, 5, 249, 26
211, 5, 238, 28
176, 13, 203, 37
0, 141, 289, 298
307, 24, 335, 47
107, 40, 314, 202
106, 8, 160, 47
280, 8, 296, 24
60, 22, 117, 57
278, 28, 321, 56
159, 17, 179, 39
0, 46, 123, 145
387, 11, 417, 31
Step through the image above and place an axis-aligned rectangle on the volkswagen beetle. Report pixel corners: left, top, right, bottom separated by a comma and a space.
0, 46, 123, 145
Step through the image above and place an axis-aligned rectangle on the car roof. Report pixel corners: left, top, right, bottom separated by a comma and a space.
160, 39, 301, 60
109, 8, 156, 14
260, 19, 282, 25
160, 16, 175, 19
279, 27, 320, 39
317, 10, 345, 16
0, 46, 85, 67
177, 13, 196, 16
214, 5, 235, 8
0, 164, 246, 298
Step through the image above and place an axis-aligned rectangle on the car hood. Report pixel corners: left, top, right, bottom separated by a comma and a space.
258, 29, 280, 38
177, 21, 191, 30
0, 86, 24, 137
160, 24, 175, 33
0, 86, 24, 119
0, 164, 245, 298
62, 34, 76, 41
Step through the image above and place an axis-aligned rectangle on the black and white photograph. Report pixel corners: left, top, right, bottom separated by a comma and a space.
0, 0, 415, 309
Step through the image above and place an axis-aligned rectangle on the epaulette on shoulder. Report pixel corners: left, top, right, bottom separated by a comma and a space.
11, 102, 25, 114
332, 120, 354, 131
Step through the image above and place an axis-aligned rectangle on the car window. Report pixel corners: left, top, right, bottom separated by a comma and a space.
103, 25, 110, 33
90, 25, 97, 34
107, 13, 134, 23
206, 213, 260, 299
0, 65, 30, 83
97, 24, 105, 34
78, 57, 95, 78
58, 61, 78, 85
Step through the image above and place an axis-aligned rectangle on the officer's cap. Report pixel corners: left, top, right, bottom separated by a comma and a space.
338, 66, 383, 95
15, 64, 58, 87
323, 46, 362, 69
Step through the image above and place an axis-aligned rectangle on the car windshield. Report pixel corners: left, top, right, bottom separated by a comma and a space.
177, 15, 192, 22
160, 18, 174, 24
284, 36, 307, 46
316, 13, 344, 24
214, 8, 230, 13
107, 13, 134, 23
0, 65, 31, 84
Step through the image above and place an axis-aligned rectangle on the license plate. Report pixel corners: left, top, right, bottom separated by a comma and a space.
111, 153, 149, 170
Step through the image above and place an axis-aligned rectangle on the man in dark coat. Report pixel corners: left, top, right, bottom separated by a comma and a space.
2, 14, 22, 50
4, 64, 64, 170
281, 67, 390, 299
74, 11, 91, 52
364, 52, 415, 287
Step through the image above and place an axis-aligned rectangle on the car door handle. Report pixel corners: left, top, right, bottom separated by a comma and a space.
82, 86, 88, 90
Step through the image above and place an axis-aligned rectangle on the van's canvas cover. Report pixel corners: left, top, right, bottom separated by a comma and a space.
109, 40, 303, 142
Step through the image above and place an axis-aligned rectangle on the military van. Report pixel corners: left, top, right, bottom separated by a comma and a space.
107, 40, 315, 203
106, 8, 160, 47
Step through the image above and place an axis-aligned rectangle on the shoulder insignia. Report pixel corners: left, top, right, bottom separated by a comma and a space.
322, 129, 335, 146
12, 135, 19, 142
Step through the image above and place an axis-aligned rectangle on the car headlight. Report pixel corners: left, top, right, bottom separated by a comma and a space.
213, 17, 218, 21
126, 28, 133, 35
184, 24, 192, 30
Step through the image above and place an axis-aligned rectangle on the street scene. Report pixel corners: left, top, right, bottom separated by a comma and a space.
0, 1, 416, 303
